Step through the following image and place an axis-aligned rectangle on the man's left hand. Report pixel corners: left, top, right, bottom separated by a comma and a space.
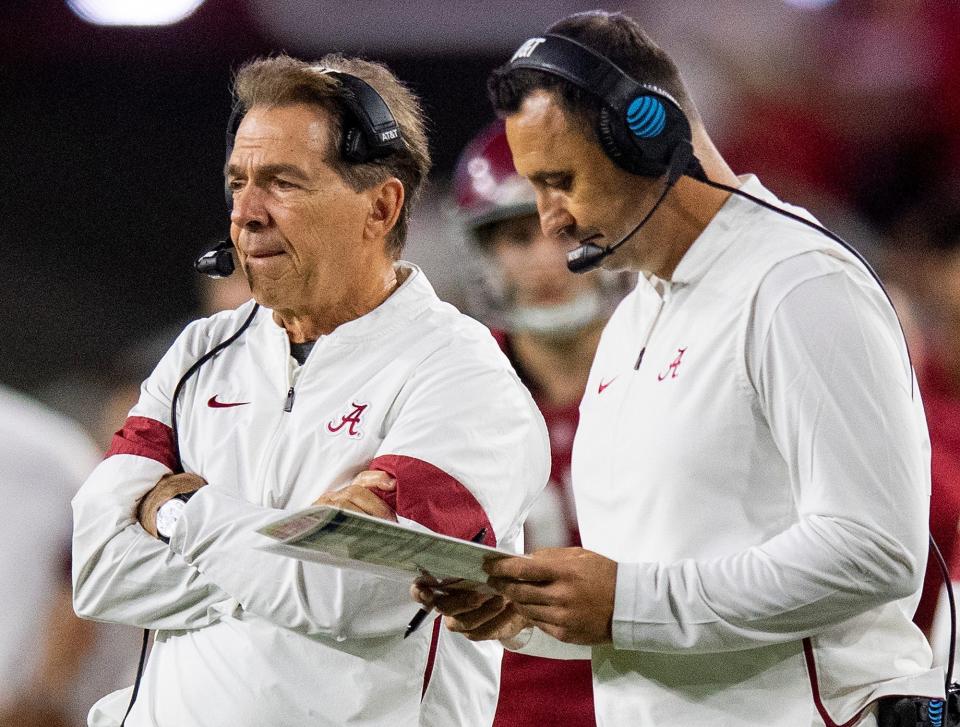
485, 547, 617, 645
137, 472, 207, 538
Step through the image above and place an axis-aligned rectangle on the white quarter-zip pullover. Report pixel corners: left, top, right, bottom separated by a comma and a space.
73, 263, 549, 726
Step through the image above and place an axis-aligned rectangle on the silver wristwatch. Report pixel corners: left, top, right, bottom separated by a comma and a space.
156, 491, 196, 544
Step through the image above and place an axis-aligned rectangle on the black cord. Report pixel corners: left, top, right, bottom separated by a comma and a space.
695, 176, 915, 396
119, 628, 150, 727
170, 303, 260, 469
930, 534, 957, 691
119, 302, 260, 726
693, 172, 955, 692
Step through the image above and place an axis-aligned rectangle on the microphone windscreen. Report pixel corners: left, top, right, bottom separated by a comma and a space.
566, 242, 608, 273
194, 241, 236, 278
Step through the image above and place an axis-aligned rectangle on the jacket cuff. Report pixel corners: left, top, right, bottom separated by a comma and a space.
612, 561, 651, 650
167, 485, 216, 558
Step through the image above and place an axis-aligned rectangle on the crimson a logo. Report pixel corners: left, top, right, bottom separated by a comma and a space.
326, 402, 368, 439
657, 347, 687, 381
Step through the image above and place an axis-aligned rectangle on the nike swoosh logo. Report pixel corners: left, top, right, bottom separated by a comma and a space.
598, 377, 617, 394
207, 395, 250, 408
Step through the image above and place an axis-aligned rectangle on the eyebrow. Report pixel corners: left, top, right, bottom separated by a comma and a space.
225, 162, 311, 182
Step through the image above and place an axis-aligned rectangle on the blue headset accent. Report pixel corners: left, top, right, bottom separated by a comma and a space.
928, 698, 944, 727
626, 95, 666, 138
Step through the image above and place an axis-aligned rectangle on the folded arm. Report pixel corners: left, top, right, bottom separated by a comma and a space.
134, 336, 550, 641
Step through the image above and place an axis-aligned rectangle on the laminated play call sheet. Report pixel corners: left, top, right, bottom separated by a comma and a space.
257, 506, 525, 586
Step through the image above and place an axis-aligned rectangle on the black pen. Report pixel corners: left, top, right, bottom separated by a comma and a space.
404, 527, 487, 639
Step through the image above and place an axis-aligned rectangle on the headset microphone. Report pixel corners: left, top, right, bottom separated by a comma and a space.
194, 240, 236, 278
566, 238, 609, 273
566, 140, 699, 274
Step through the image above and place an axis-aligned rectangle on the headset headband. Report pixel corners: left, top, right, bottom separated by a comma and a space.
505, 33, 697, 179
508, 34, 683, 117
328, 71, 403, 148
224, 68, 402, 169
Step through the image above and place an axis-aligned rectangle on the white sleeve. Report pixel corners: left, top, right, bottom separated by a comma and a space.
167, 338, 550, 640
612, 263, 930, 653
72, 320, 236, 630
168, 487, 419, 639
930, 582, 957, 669
369, 339, 550, 549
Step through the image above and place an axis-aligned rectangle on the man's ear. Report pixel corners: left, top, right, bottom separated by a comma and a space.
364, 177, 405, 242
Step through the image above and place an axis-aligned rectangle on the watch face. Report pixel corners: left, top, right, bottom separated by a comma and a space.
156, 497, 188, 540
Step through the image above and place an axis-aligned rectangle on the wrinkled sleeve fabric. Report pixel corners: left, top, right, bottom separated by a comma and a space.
503, 626, 593, 660
611, 254, 930, 653
168, 336, 550, 640
71, 319, 236, 630
369, 338, 550, 548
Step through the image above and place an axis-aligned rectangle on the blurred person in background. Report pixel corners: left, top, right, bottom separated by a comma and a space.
453, 120, 614, 726
95, 272, 252, 453
0, 385, 100, 727
71, 54, 548, 727
416, 11, 941, 726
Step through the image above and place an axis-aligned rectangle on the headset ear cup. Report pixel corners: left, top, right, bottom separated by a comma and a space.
328, 71, 404, 165
597, 98, 693, 178
598, 106, 660, 177
597, 107, 629, 170
341, 125, 367, 163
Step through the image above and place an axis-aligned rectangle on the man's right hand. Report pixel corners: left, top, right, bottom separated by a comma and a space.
410, 579, 531, 642
313, 469, 398, 521
137, 472, 207, 538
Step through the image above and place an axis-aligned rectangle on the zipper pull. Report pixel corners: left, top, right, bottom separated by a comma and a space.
283, 387, 296, 412
634, 347, 646, 370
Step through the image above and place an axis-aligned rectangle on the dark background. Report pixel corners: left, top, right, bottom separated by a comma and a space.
2, 0, 959, 398
0, 0, 504, 392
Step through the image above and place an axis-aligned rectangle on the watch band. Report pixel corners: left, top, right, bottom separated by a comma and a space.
157, 490, 198, 545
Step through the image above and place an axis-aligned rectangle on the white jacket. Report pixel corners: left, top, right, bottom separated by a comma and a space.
512, 177, 941, 726
72, 264, 549, 727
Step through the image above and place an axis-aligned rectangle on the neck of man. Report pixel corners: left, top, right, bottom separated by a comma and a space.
273, 260, 403, 343
629, 132, 742, 281
512, 318, 605, 407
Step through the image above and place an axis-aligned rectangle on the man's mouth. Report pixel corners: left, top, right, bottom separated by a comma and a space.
243, 243, 285, 259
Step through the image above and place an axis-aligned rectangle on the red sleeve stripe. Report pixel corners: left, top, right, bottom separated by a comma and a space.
367, 454, 496, 547
802, 638, 865, 727
105, 415, 177, 472
420, 616, 442, 700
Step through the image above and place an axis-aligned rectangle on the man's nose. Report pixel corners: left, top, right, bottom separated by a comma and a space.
229, 184, 269, 230
537, 193, 575, 242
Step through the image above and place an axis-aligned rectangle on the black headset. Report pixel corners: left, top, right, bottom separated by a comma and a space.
194, 70, 404, 278
504, 34, 708, 272
504, 32, 906, 289
508, 34, 701, 182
